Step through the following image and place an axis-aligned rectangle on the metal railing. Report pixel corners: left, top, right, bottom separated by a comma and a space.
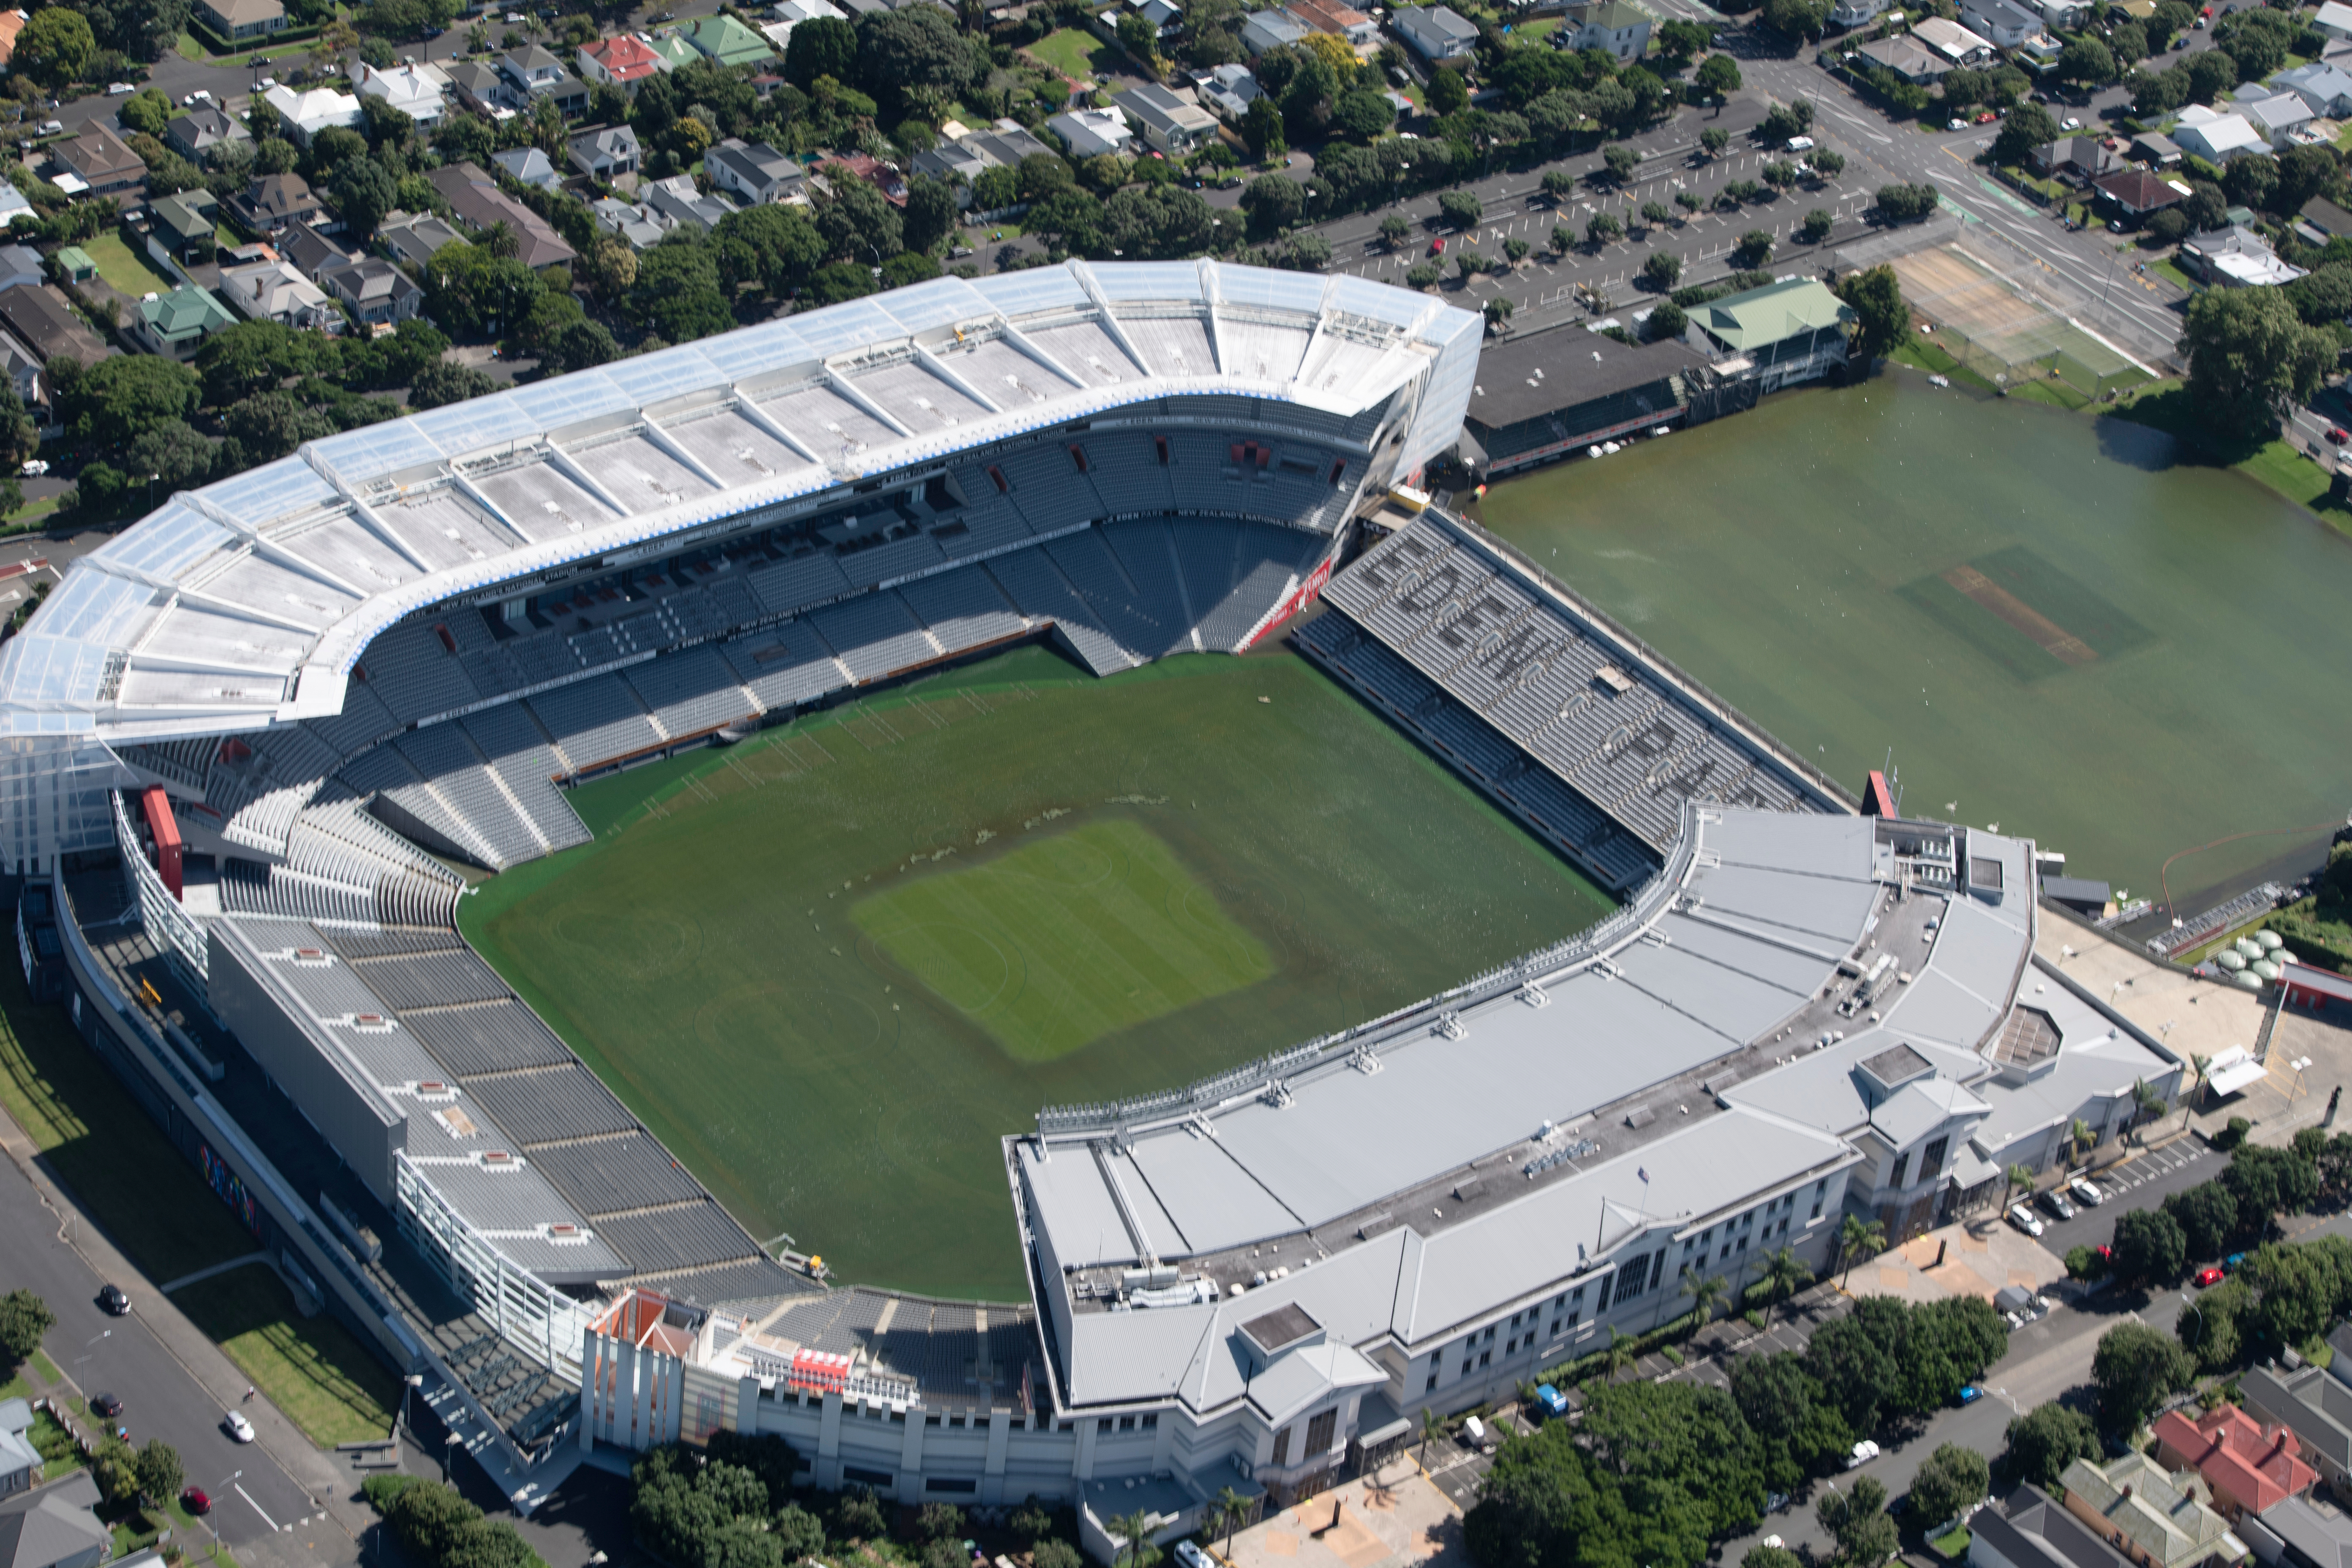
396, 1153, 597, 1378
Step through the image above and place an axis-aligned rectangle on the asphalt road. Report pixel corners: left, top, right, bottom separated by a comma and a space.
0, 1146, 333, 1565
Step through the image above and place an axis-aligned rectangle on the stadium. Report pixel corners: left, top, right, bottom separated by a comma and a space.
2, 263, 2184, 1551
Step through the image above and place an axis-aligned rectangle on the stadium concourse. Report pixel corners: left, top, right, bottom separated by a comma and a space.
0, 261, 2187, 1547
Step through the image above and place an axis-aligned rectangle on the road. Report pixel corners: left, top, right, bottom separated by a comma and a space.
0, 1138, 356, 1568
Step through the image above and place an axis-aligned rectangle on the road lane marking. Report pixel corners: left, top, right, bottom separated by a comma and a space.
237, 1484, 279, 1533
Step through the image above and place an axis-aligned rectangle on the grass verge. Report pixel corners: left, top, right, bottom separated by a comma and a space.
2105, 380, 2352, 536
1025, 27, 1114, 80
1930, 1525, 1972, 1558
170, 1263, 397, 1449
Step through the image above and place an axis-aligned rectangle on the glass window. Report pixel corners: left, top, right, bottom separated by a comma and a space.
1271, 1428, 1290, 1467
1305, 1410, 1337, 1457
1890, 1152, 1911, 1189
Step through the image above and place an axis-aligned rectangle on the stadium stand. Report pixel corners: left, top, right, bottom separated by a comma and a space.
896, 568, 1029, 652
624, 645, 757, 738
460, 707, 592, 852
723, 620, 851, 710
810, 591, 941, 683
527, 674, 665, 771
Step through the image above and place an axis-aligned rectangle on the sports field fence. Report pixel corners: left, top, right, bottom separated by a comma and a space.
1928, 317, 2151, 405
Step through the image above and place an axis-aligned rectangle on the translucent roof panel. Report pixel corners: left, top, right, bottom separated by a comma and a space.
969, 267, 1092, 317
599, 346, 726, 408
471, 460, 624, 542
384, 490, 517, 571
1089, 261, 1206, 302
311, 420, 444, 480
659, 407, 814, 490
211, 460, 339, 526
0, 633, 115, 708
139, 604, 314, 673
273, 513, 425, 599
1216, 268, 1326, 313
38, 569, 160, 647
878, 276, 996, 335
506, 370, 635, 431
91, 504, 231, 585
566, 432, 714, 515
409, 395, 542, 459
787, 299, 906, 359
1024, 321, 1142, 387
694, 318, 817, 381
1329, 273, 1435, 331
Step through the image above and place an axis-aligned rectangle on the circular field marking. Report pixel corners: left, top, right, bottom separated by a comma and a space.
549, 906, 700, 979
884, 921, 1015, 1016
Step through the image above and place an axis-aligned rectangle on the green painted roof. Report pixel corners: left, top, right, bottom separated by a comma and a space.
1697, 278, 1856, 350
648, 30, 701, 67
55, 246, 94, 273
139, 285, 234, 338
684, 14, 773, 64
1582, 3, 1649, 30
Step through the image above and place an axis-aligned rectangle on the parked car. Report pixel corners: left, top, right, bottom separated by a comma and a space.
1429, 237, 1446, 255
224, 1410, 255, 1443
1949, 117, 1968, 130
2224, 1252, 2247, 1274
98, 1283, 128, 1314
2038, 1189, 2077, 1221
2069, 1176, 2104, 1206
2194, 1265, 2226, 1287
2326, 426, 2347, 445
1175, 1544, 1212, 1568
180, 1488, 210, 1516
1787, 135, 1816, 152
1846, 1439, 1881, 1469
1957, 1385, 1984, 1405
2006, 1203, 2044, 1237
1975, 110, 1999, 122
106, 82, 134, 95
37, 121, 62, 136
90, 1393, 122, 1418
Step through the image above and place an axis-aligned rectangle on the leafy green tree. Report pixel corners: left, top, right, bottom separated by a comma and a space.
125, 420, 217, 490
226, 391, 335, 460
2093, 1322, 2195, 1429
1603, 143, 1641, 183
331, 156, 398, 239
1647, 299, 1686, 340
1745, 1548, 1802, 1568
1994, 101, 2060, 166
833, 1485, 887, 1540
901, 174, 961, 255
2112, 1206, 2188, 1285
0, 383, 38, 476
1379, 213, 1414, 247
1643, 199, 1672, 227
2058, 35, 2115, 87
132, 1440, 183, 1510
0, 1290, 52, 1364
1033, 1544, 1081, 1568
1642, 250, 1682, 289
1805, 1313, 1898, 1437
1730, 1350, 1851, 1491
408, 359, 496, 411
2227, 1141, 2322, 1222
120, 88, 174, 138
783, 15, 856, 87
1876, 183, 1939, 221
1242, 96, 1285, 160
1818, 1476, 1896, 1568
1695, 52, 1741, 106
1427, 66, 1469, 117
2179, 1274, 2253, 1371
1439, 190, 1484, 231
1332, 88, 1394, 142
1242, 172, 1306, 237
1908, 1443, 1990, 1527
1582, 1380, 1767, 1545
2004, 1401, 2099, 1488
63, 355, 201, 449
17, 7, 96, 87
1463, 1424, 1632, 1568
1587, 212, 1622, 246
1799, 208, 1832, 245
1407, 261, 1440, 288
2180, 283, 2334, 441
2161, 1181, 2240, 1260
1700, 127, 1730, 158
1838, 263, 1905, 359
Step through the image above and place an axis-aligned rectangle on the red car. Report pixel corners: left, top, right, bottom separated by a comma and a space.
2194, 1265, 2226, 1287
2326, 426, 2348, 445
1429, 237, 1447, 256
180, 1487, 210, 1516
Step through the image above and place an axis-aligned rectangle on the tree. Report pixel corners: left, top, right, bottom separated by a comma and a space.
1379, 212, 1413, 247
1428, 66, 1469, 117
125, 420, 217, 491
1211, 1486, 1251, 1555
132, 1440, 183, 1511
63, 355, 201, 449
1241, 173, 1305, 238
1908, 1443, 1990, 1528
2112, 1206, 2189, 1285
1818, 1476, 1897, 1568
2004, 1401, 2100, 1488
2227, 1142, 2322, 1224
1682, 1266, 1730, 1325
1763, 160, 1799, 191
1838, 264, 1905, 360
1406, 261, 1440, 289
1876, 183, 1939, 222
1582, 1380, 1768, 1546
1747, 1549, 1803, 1568
120, 88, 173, 138
2093, 1322, 2195, 1429
1838, 1215, 1888, 1286
784, 14, 856, 86
1657, 18, 1711, 67
1994, 101, 2060, 167
1332, 88, 1394, 142
1439, 190, 1484, 231
1108, 1509, 1158, 1568
331, 156, 398, 239
1603, 144, 1641, 183
1762, 0, 1829, 38
1696, 52, 1742, 104
2183, 286, 2335, 441
1484, 296, 1513, 329
408, 359, 496, 411
16, 7, 96, 87
1810, 148, 1846, 178
1647, 299, 1687, 340
2058, 35, 2115, 88
1731, 1350, 1851, 1490
1241, 96, 1285, 161
2277, 143, 2342, 217
1642, 251, 1683, 289
1800, 208, 1832, 245
1643, 199, 1672, 227
1034, 1545, 1081, 1568
0, 1290, 52, 1365
1587, 212, 1622, 247
1734, 229, 1774, 270
1675, 190, 1701, 214
1700, 126, 1730, 158
2161, 1181, 2240, 1260
1806, 1315, 1898, 1437
0, 384, 38, 476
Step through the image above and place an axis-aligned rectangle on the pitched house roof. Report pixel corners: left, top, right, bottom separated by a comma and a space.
0, 1473, 111, 1568
1694, 278, 1857, 351
377, 209, 462, 267
683, 13, 774, 63
56, 124, 145, 187
0, 11, 25, 70
427, 161, 577, 269
581, 33, 663, 83
0, 284, 110, 365
139, 285, 237, 340
1976, 1486, 2140, 1568
2154, 1404, 2319, 1516
241, 171, 321, 222
2061, 1452, 2246, 1568
2092, 170, 2186, 212
150, 188, 220, 247
165, 104, 250, 159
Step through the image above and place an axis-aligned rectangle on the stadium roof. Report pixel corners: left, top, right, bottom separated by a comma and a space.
0, 264, 1477, 754
1461, 324, 1707, 432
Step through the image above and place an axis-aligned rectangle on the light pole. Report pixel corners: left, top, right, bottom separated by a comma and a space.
206, 1471, 241, 1562
442, 1431, 459, 1488
397, 1374, 422, 1460
74, 1329, 109, 1399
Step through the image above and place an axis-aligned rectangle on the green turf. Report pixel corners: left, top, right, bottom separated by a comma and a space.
464, 642, 1612, 1299
852, 817, 1274, 1063
170, 1263, 397, 1449
1025, 27, 1115, 79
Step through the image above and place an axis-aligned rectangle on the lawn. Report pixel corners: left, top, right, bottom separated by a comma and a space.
2151, 256, 2197, 292
1507, 16, 1562, 42
77, 234, 172, 297
852, 817, 1276, 1063
171, 1264, 396, 1449
1025, 27, 1116, 82
2105, 380, 2352, 536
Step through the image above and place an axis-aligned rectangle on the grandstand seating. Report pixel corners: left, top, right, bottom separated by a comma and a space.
1045, 530, 1187, 660
811, 591, 941, 683
983, 549, 1136, 675
723, 620, 850, 710
354, 621, 481, 724
897, 568, 1028, 652
527, 674, 664, 770
395, 723, 546, 869
459, 705, 592, 853
624, 645, 756, 738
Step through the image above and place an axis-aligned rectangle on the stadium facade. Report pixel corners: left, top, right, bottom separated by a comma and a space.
2, 263, 2183, 1551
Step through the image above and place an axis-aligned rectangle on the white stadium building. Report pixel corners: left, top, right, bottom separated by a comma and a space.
0, 264, 2180, 1552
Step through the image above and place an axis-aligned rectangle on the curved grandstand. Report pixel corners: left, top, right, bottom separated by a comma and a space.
2, 264, 2189, 1542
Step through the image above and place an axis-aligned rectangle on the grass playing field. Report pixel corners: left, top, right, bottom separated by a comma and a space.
852, 817, 1274, 1063
463, 640, 1611, 1300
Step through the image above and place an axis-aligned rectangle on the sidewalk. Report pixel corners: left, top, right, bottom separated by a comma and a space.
1222, 1456, 1467, 1568
1843, 1214, 2066, 1307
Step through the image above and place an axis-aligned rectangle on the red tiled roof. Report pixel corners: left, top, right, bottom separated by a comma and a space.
584, 33, 660, 82
2152, 1405, 2318, 1516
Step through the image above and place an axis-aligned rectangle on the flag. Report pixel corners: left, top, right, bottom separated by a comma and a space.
1638, 1167, 1650, 1184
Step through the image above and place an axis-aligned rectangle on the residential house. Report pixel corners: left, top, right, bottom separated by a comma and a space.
2132, 130, 2182, 165
1831, 0, 1891, 26
1241, 7, 1309, 52
0, 244, 36, 291
569, 124, 642, 181
2153, 1405, 2317, 1520
134, 285, 238, 357
53, 125, 144, 197
0, 1472, 110, 1568
2295, 193, 2352, 246
815, 152, 904, 206
647, 31, 701, 71
0, 183, 28, 230
2238, 91, 2314, 145
355, 60, 448, 125
2271, 60, 2352, 117
262, 84, 363, 146
762, 0, 846, 53
196, 0, 285, 38
276, 220, 349, 280
150, 188, 220, 263
0, 9, 25, 71
1288, 0, 1378, 45
681, 14, 775, 66
377, 209, 461, 268
1566, 0, 1652, 60
2247, 1364, 2352, 1490
0, 284, 109, 367
2028, 0, 2092, 27
498, 45, 589, 115
1393, 4, 1477, 59
444, 61, 513, 118
2243, 1492, 2352, 1568
704, 138, 795, 203
1914, 16, 1995, 63
1973, 1486, 2142, 1568
2059, 1454, 2249, 1568
2316, 0, 2352, 41
591, 195, 670, 248
219, 258, 338, 329
318, 254, 422, 328
235, 171, 324, 234
2029, 136, 2122, 180
50, 248, 92, 285
910, 122, 1050, 200
2090, 169, 2187, 228
0, 327, 42, 417
1125, 0, 1183, 39
1957, 0, 2036, 45
578, 34, 665, 93
163, 104, 250, 165
835, 0, 885, 14
1685, 276, 1857, 392
0, 1399, 34, 1499
491, 146, 560, 189
1116, 84, 1217, 155
1196, 62, 1263, 119
2172, 106, 2266, 162
642, 172, 735, 231
1855, 35, 1949, 82
1048, 105, 1134, 158
427, 162, 577, 268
